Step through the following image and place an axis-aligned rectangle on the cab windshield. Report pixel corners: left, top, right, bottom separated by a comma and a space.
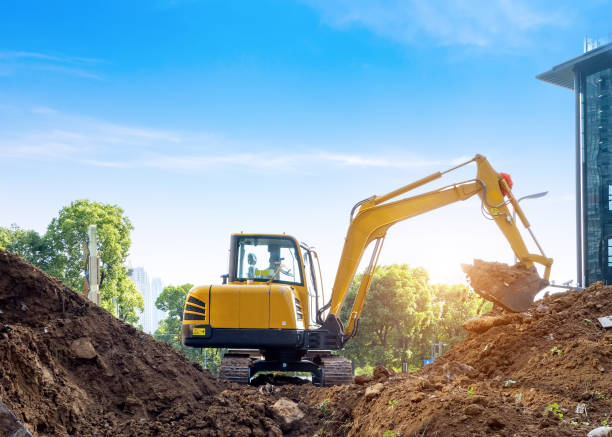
235, 236, 303, 285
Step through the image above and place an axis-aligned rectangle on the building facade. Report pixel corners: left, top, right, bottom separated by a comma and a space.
538, 42, 612, 286
129, 267, 152, 331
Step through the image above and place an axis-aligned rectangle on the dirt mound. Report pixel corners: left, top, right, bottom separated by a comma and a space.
0, 249, 320, 436
3, 247, 612, 436
306, 284, 612, 436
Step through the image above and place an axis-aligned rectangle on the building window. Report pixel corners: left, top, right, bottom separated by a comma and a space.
608, 238, 612, 266
609, 185, 612, 210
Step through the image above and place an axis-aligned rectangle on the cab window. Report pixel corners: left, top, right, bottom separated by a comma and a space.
236, 236, 303, 285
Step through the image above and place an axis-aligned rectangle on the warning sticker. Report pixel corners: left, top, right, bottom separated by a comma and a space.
193, 327, 206, 336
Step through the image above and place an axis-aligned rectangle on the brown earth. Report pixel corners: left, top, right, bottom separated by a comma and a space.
0, 249, 319, 437
1, 249, 612, 436
305, 284, 612, 437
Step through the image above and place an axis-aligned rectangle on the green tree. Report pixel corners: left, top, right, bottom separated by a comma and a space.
44, 200, 143, 323
340, 264, 436, 369
0, 226, 11, 249
0, 224, 53, 271
431, 283, 492, 346
339, 264, 491, 371
155, 284, 225, 374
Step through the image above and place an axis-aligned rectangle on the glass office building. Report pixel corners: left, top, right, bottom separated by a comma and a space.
538, 42, 612, 285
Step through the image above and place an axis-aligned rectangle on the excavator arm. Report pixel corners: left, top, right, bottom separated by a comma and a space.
323, 154, 552, 340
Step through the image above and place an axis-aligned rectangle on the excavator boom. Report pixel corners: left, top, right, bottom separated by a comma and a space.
324, 154, 552, 339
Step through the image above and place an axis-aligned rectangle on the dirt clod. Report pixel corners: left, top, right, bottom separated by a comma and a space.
364, 382, 384, 400
354, 374, 373, 385
271, 398, 304, 430
70, 337, 97, 359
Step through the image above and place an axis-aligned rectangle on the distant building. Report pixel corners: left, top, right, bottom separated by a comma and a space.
129, 267, 167, 333
129, 267, 151, 331
538, 40, 612, 286
150, 277, 167, 332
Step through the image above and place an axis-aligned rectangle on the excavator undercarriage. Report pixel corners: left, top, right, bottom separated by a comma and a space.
219, 349, 353, 386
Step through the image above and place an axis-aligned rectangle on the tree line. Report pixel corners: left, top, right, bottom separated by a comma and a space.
2, 202, 488, 374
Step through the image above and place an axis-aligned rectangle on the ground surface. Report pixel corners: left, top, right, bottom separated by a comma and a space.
1, 249, 611, 436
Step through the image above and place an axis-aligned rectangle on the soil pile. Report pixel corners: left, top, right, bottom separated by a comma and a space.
305, 284, 612, 436
3, 247, 612, 436
0, 249, 319, 437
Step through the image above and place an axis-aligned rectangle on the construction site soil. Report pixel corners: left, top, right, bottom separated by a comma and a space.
1, 248, 611, 437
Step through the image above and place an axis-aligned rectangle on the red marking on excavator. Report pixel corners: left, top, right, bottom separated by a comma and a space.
500, 172, 513, 196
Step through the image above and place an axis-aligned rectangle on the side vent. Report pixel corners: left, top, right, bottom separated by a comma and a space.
294, 297, 303, 321
184, 295, 206, 321
188, 296, 206, 307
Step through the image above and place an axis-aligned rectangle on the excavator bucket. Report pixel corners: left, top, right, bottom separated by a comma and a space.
462, 260, 549, 312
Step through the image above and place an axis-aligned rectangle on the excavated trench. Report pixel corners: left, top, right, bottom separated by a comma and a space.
1, 249, 611, 436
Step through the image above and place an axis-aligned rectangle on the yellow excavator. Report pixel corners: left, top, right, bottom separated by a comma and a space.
181, 154, 553, 385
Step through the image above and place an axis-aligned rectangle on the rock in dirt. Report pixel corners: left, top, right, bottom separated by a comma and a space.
439, 361, 477, 381
373, 365, 392, 381
354, 374, 374, 385
0, 401, 32, 437
364, 382, 384, 400
588, 426, 612, 437
271, 398, 304, 429
464, 404, 484, 416
463, 313, 523, 334
70, 338, 97, 359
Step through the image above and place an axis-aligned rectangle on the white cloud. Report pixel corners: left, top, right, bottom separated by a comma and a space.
0, 50, 103, 79
319, 152, 445, 168
0, 107, 465, 173
303, 0, 567, 49
82, 151, 465, 172
31, 106, 58, 115
0, 51, 103, 64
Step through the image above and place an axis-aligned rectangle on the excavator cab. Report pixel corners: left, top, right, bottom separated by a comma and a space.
182, 233, 352, 385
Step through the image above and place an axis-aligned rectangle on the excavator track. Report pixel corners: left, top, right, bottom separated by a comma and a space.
219, 353, 252, 384
321, 355, 353, 386
219, 350, 354, 386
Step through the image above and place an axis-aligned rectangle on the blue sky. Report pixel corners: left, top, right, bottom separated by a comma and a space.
1, 0, 610, 289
